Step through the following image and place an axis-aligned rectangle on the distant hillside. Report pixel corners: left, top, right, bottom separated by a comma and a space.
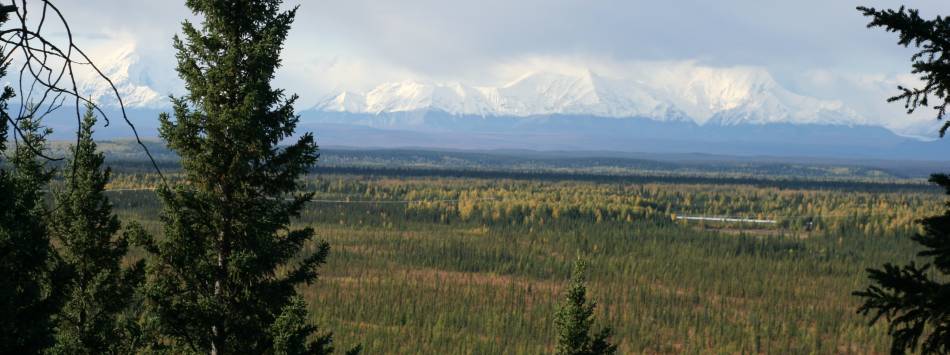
37, 105, 950, 164
299, 110, 950, 162
56, 139, 943, 180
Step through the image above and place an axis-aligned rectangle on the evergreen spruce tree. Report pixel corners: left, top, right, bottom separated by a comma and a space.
554, 261, 617, 355
269, 297, 363, 355
49, 105, 146, 354
142, 0, 346, 353
855, 6, 950, 354
0, 10, 65, 353
0, 113, 67, 353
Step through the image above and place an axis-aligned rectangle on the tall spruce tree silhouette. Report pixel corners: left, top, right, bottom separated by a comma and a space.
140, 1, 353, 353
554, 261, 618, 355
0, 112, 68, 353
49, 105, 146, 354
0, 7, 63, 352
855, 6, 950, 354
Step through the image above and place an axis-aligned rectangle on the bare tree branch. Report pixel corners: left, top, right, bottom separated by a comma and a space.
0, 0, 167, 185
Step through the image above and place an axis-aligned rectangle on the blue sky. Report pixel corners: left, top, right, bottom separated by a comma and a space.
43, 0, 950, 136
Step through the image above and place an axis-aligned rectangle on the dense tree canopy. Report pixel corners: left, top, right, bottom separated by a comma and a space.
0, 113, 67, 353
49, 106, 145, 354
142, 0, 346, 353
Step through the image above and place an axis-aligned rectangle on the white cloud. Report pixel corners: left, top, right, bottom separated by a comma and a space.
13, 0, 950, 139
795, 69, 941, 138
278, 55, 424, 106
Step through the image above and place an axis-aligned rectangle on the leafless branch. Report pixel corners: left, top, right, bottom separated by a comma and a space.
0, 0, 166, 185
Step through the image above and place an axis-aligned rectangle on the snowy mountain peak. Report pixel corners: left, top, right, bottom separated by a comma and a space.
317, 80, 497, 116
490, 70, 681, 119
77, 43, 166, 108
324, 91, 366, 113
316, 70, 688, 120
666, 66, 863, 126
316, 67, 857, 127
77, 44, 869, 134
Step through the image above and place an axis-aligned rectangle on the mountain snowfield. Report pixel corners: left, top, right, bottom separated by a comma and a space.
54, 42, 901, 137
73, 43, 166, 109
315, 67, 866, 129
78, 45, 862, 130
45, 43, 948, 159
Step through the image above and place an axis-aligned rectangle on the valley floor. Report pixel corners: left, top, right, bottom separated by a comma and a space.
107, 172, 931, 354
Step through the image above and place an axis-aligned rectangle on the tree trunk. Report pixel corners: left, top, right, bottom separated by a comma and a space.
211, 244, 223, 355
212, 186, 232, 355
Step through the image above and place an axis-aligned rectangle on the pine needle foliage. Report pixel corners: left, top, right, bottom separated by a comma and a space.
0, 113, 68, 353
858, 6, 950, 137
855, 6, 950, 354
854, 174, 950, 354
48, 105, 146, 354
141, 0, 344, 353
555, 260, 617, 355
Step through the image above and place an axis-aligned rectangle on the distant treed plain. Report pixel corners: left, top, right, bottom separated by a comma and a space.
101, 162, 935, 353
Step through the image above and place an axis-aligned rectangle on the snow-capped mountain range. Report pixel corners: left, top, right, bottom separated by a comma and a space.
36, 43, 950, 160
314, 68, 865, 128
303, 68, 950, 160
74, 44, 166, 109
53, 43, 892, 136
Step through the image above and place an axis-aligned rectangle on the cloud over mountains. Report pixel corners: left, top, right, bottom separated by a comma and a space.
50, 39, 942, 141
313, 62, 931, 138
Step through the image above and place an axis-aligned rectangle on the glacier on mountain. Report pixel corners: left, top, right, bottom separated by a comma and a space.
62, 43, 894, 138
72, 43, 166, 109
315, 67, 862, 128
